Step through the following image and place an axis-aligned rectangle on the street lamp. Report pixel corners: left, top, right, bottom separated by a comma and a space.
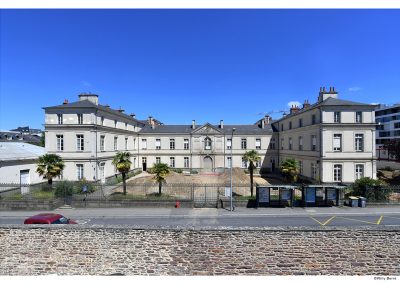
230, 127, 236, 211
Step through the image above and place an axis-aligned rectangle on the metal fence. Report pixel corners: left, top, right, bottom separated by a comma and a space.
0, 181, 399, 208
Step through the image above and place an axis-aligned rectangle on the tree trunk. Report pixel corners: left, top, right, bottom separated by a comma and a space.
159, 181, 162, 196
250, 163, 254, 197
122, 172, 127, 195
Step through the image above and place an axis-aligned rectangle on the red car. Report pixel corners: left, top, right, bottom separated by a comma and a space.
24, 213, 77, 224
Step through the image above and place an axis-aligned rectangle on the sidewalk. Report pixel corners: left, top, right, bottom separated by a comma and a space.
1, 206, 400, 218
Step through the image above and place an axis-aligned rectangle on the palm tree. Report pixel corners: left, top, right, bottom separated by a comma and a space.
152, 163, 170, 196
242, 150, 261, 197
280, 158, 299, 183
36, 154, 65, 185
112, 152, 132, 195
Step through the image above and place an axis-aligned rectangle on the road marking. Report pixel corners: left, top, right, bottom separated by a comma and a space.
336, 216, 383, 225
309, 216, 336, 226
383, 216, 400, 220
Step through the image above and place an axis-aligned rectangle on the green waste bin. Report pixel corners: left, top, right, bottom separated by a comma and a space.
358, 197, 367, 208
349, 196, 358, 207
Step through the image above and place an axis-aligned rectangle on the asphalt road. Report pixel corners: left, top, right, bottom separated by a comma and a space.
1, 207, 400, 227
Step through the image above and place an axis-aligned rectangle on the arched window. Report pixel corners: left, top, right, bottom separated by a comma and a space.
204, 137, 212, 150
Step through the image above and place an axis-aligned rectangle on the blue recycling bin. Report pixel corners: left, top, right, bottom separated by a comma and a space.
349, 196, 358, 207
358, 197, 367, 208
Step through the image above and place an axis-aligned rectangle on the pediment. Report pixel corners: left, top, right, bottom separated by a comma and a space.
192, 123, 223, 134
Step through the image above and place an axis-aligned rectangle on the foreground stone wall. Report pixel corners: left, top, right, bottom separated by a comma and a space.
0, 226, 399, 275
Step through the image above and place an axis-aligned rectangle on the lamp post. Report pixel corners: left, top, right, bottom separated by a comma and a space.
230, 127, 236, 211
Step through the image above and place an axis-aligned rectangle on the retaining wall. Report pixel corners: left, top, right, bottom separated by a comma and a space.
0, 226, 399, 276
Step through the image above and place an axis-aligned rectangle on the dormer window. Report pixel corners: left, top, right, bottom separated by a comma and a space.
57, 114, 63, 125
77, 114, 83, 124
204, 137, 212, 150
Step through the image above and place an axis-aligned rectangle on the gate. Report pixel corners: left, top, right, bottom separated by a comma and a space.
193, 184, 220, 207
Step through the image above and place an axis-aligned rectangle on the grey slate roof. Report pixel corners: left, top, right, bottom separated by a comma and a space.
139, 123, 273, 134
43, 100, 146, 126
273, 97, 375, 123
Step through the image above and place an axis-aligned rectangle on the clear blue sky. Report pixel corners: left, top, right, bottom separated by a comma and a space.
1, 9, 400, 130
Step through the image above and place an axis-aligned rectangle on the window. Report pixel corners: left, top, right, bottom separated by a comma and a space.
227, 157, 232, 168
255, 138, 261, 150
170, 157, 175, 168
114, 120, 117, 128
125, 137, 128, 150
334, 164, 342, 182
184, 139, 189, 150
299, 161, 303, 174
77, 114, 83, 124
241, 158, 247, 168
114, 136, 118, 151
356, 112, 362, 123
355, 134, 364, 152
241, 138, 247, 150
184, 157, 189, 168
170, 139, 175, 150
355, 164, 364, 180
299, 118, 303, 127
255, 160, 261, 168
312, 114, 316, 125
156, 157, 161, 164
101, 116, 104, 125
299, 136, 303, 151
57, 114, 63, 125
56, 135, 64, 151
76, 135, 84, 151
311, 163, 317, 179
141, 139, 147, 150
281, 138, 284, 150
227, 139, 232, 150
125, 123, 128, 129
289, 137, 293, 150
100, 135, 105, 151
334, 112, 341, 123
269, 138, 275, 150
76, 164, 84, 180
204, 137, 212, 150
142, 157, 147, 165
333, 134, 342, 152
311, 135, 316, 151
289, 121, 292, 129
133, 138, 136, 149
155, 139, 161, 150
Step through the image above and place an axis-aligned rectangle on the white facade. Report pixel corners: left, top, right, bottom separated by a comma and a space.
0, 142, 46, 184
273, 87, 376, 183
44, 89, 377, 184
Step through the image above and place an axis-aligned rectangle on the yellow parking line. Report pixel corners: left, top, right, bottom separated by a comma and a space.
337, 216, 382, 225
309, 216, 336, 226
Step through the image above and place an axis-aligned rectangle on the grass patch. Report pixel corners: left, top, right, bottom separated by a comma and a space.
4, 193, 24, 200
32, 190, 55, 199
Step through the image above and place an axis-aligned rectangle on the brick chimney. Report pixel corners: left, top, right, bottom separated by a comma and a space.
220, 120, 224, 129
118, 107, 125, 113
63, 99, 69, 105
303, 99, 311, 109
318, 86, 338, 102
192, 120, 196, 129
130, 113, 136, 119
290, 105, 300, 114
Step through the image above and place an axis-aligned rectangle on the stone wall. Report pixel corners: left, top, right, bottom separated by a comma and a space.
0, 226, 399, 275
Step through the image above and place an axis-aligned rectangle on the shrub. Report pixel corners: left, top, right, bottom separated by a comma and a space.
173, 168, 183, 174
190, 170, 198, 174
74, 178, 95, 194
54, 181, 74, 197
383, 166, 393, 171
352, 177, 390, 201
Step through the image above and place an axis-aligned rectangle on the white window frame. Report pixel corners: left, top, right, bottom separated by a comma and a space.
141, 139, 147, 150
56, 135, 64, 151
114, 136, 118, 151
184, 157, 189, 168
184, 139, 189, 150
255, 138, 261, 150
77, 114, 83, 124
311, 135, 316, 151
100, 135, 105, 151
355, 134, 364, 152
227, 138, 232, 150
333, 164, 342, 182
155, 138, 161, 150
125, 137, 128, 150
356, 112, 362, 123
333, 134, 342, 152
241, 158, 247, 168
334, 112, 341, 123
355, 164, 364, 180
76, 164, 84, 180
76, 134, 84, 151
170, 157, 175, 168
241, 138, 247, 150
156, 157, 161, 164
289, 137, 292, 150
227, 157, 232, 168
170, 139, 175, 150
57, 114, 63, 125
299, 136, 303, 151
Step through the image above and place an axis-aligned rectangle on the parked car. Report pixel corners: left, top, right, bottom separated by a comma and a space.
24, 213, 77, 224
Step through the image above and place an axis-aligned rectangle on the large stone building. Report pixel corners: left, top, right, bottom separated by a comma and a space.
43, 87, 376, 183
